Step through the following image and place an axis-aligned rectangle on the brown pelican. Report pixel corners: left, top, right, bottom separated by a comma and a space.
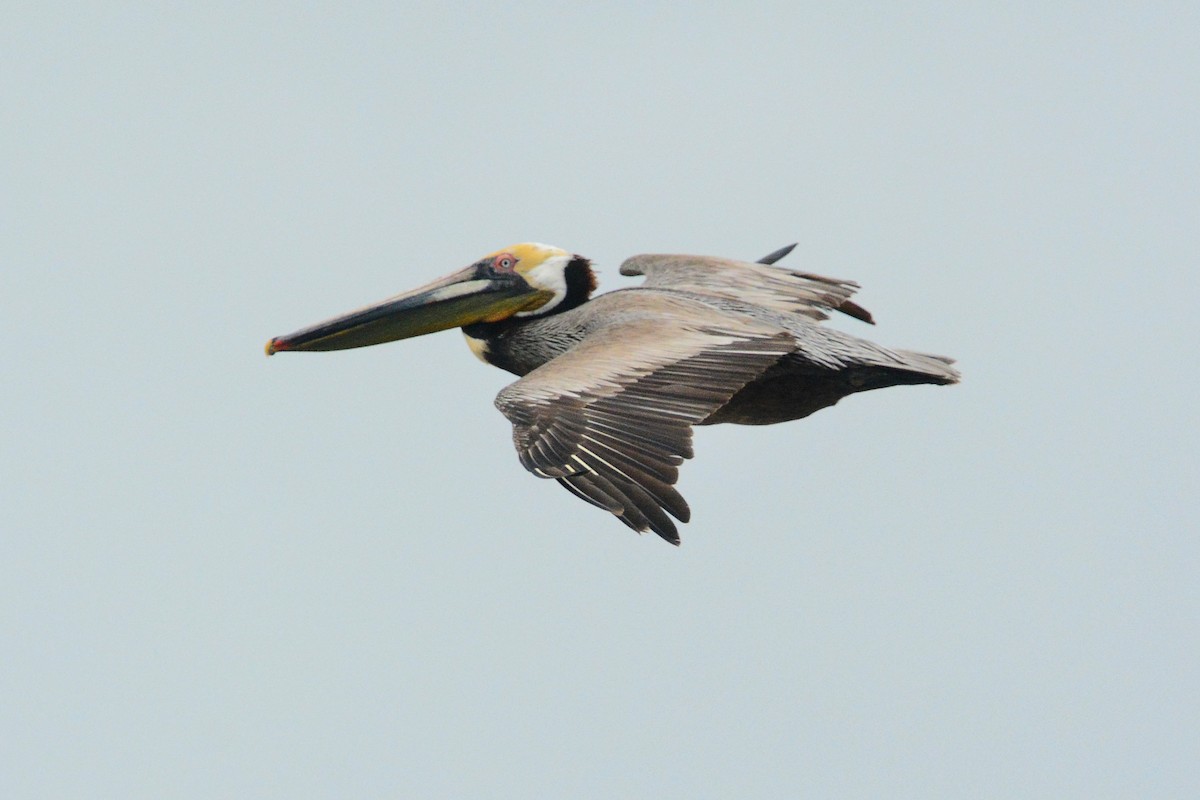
266, 243, 958, 544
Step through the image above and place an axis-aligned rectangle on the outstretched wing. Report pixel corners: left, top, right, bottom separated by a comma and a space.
494, 306, 794, 544
620, 251, 874, 324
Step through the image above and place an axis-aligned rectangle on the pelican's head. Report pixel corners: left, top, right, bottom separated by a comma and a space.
265, 243, 596, 355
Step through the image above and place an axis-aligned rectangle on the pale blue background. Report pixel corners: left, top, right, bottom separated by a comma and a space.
3, 3, 1197, 797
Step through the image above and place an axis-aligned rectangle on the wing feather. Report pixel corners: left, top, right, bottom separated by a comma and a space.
496, 315, 794, 544
620, 253, 875, 324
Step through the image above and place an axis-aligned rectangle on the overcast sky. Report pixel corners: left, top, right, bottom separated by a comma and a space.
3, 3, 1197, 798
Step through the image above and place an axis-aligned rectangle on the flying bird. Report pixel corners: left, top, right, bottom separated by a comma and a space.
266, 243, 959, 544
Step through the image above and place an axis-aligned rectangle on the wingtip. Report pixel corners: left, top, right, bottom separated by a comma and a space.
756, 242, 798, 265
837, 299, 875, 325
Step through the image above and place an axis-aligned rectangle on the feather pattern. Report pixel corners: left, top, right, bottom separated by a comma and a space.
620, 254, 875, 324
495, 309, 795, 543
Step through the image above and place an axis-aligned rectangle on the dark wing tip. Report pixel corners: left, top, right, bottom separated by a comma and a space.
837, 299, 875, 324
756, 243, 798, 265
558, 473, 683, 546
636, 507, 681, 545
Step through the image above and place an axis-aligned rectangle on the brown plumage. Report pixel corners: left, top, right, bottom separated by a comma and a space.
267, 242, 959, 545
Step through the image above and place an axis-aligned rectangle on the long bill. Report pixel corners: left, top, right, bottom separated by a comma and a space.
265, 266, 552, 355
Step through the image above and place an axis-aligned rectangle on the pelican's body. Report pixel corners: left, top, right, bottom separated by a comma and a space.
267, 243, 959, 544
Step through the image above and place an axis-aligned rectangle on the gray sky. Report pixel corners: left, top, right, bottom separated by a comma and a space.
4, 3, 1197, 797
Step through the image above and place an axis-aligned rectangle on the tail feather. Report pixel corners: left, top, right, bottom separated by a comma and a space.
891, 349, 961, 385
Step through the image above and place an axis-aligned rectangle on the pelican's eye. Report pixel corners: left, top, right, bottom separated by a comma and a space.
492, 253, 517, 271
